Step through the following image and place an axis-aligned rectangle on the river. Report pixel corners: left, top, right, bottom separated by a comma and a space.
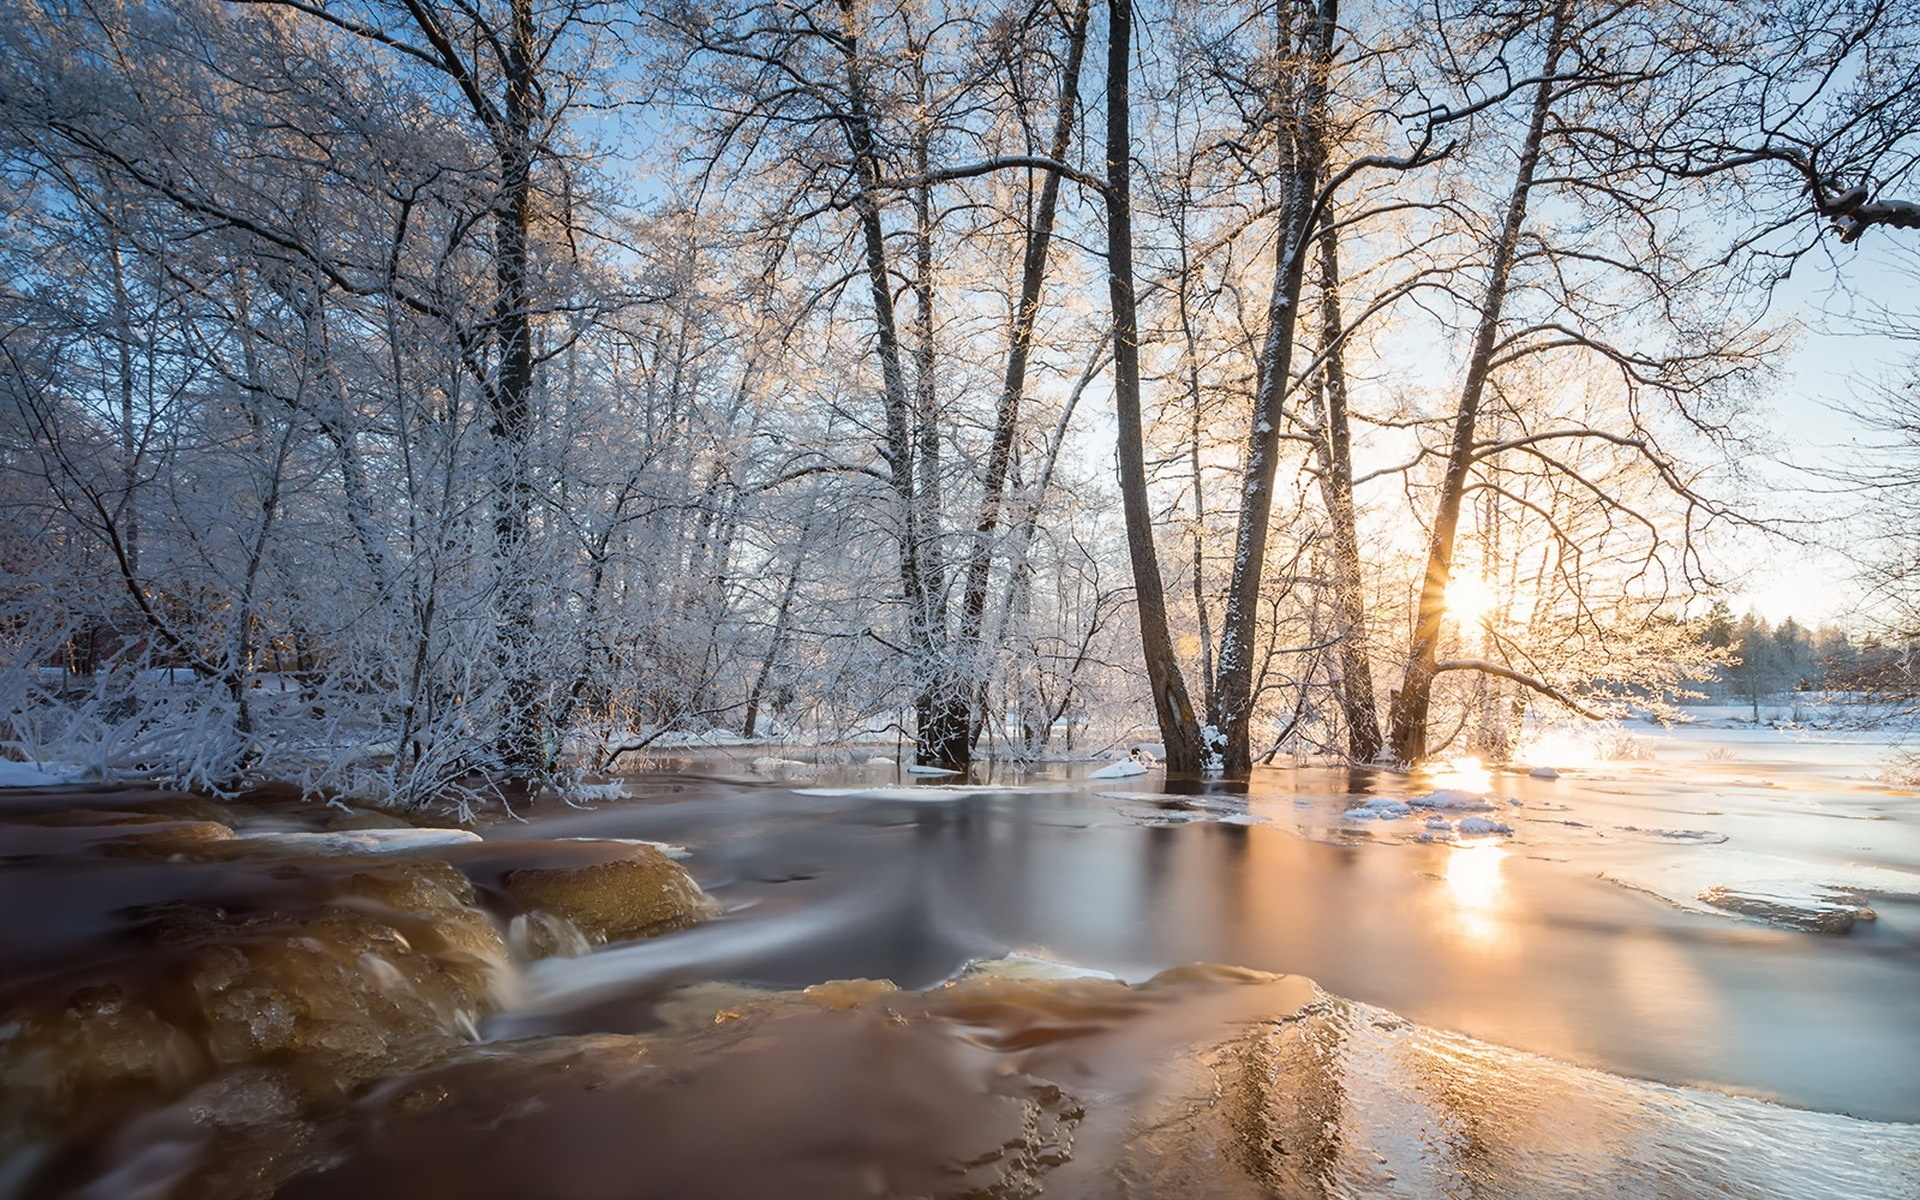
3, 718, 1917, 1197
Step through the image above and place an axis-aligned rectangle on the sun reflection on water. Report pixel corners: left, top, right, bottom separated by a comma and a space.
1444, 841, 1510, 948
1432, 755, 1493, 793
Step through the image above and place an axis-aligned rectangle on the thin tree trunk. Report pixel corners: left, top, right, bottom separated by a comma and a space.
1106, 0, 1202, 771
1386, 0, 1569, 764
1212, 0, 1338, 774
1309, 213, 1383, 761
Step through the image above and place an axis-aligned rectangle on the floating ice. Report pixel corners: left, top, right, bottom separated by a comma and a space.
906, 765, 957, 776
1529, 767, 1561, 779
1089, 759, 1149, 779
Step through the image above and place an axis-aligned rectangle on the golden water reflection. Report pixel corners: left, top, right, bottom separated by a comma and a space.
1443, 840, 1509, 949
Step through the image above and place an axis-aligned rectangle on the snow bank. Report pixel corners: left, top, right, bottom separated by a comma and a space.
0, 761, 83, 788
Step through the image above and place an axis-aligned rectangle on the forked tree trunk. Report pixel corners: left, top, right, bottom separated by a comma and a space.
1212, 0, 1338, 774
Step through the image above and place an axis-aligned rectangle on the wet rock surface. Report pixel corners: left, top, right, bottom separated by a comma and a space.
0, 796, 721, 1194
48, 963, 1920, 1200
483, 841, 723, 950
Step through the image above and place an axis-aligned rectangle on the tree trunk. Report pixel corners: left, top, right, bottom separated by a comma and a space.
1105, 0, 1203, 771
489, 0, 546, 775
1308, 213, 1383, 761
1386, 0, 1569, 764
1212, 0, 1337, 774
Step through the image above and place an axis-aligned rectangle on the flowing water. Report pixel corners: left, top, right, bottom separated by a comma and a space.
3, 720, 1919, 1197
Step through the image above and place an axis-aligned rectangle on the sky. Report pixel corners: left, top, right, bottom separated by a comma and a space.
1726, 240, 1916, 628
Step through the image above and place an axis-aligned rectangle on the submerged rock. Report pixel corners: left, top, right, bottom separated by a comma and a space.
0, 856, 507, 1153
1457, 816, 1515, 837
1344, 798, 1412, 820
98, 960, 1920, 1200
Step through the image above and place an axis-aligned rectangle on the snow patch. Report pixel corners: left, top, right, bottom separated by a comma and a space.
555, 836, 691, 860
0, 760, 84, 788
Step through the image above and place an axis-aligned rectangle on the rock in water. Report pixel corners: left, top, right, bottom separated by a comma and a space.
1345, 798, 1412, 820
1456, 816, 1514, 836
501, 844, 721, 947
1412, 789, 1497, 811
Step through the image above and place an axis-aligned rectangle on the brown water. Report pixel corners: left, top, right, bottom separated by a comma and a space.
3, 722, 1918, 1197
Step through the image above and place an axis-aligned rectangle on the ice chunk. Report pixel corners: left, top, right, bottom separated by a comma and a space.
752, 756, 814, 778
906, 765, 957, 776
1090, 760, 1149, 780
1529, 767, 1560, 779
1425, 815, 1452, 829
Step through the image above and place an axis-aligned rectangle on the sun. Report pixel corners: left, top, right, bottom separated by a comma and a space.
1443, 575, 1496, 628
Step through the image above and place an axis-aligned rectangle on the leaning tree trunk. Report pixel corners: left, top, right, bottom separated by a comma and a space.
1386, 0, 1568, 764
1105, 0, 1203, 771
1211, 0, 1338, 774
